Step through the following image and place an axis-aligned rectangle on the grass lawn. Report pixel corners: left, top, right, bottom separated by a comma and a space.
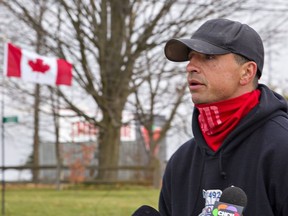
1, 185, 160, 216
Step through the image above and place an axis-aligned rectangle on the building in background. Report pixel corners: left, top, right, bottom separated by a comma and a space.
39, 113, 167, 184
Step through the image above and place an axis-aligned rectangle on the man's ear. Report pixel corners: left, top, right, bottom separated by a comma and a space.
240, 61, 257, 85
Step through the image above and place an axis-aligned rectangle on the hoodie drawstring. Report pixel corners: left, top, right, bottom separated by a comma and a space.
219, 150, 227, 179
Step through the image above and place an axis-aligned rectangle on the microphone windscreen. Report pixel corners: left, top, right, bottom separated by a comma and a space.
132, 205, 160, 216
220, 186, 248, 208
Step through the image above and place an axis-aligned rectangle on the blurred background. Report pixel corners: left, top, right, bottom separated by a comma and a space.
0, 0, 288, 215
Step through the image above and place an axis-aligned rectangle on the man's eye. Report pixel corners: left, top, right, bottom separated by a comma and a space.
188, 53, 193, 60
205, 55, 215, 60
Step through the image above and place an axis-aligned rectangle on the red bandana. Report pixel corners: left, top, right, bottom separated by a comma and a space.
195, 90, 261, 152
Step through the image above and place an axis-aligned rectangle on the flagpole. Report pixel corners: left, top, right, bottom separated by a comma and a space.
1, 73, 5, 216
1, 36, 8, 216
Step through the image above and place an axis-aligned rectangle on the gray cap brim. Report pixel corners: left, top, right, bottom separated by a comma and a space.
164, 38, 230, 62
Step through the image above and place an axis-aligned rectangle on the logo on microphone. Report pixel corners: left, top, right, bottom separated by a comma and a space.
212, 202, 243, 216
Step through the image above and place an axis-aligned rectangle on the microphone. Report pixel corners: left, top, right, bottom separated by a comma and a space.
131, 205, 160, 216
212, 186, 247, 216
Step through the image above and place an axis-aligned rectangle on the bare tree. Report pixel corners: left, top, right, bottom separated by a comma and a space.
31, 1, 49, 184
0, 1, 50, 183
2, 0, 253, 182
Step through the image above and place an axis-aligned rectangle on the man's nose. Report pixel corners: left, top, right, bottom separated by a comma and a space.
186, 59, 200, 73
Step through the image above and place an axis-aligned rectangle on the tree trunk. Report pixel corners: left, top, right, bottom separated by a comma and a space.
53, 92, 63, 190
149, 156, 161, 189
97, 112, 121, 180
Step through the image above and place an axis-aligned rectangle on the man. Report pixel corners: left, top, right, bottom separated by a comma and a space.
159, 18, 288, 215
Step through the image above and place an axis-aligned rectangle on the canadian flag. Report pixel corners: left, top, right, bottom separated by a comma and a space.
3, 43, 73, 86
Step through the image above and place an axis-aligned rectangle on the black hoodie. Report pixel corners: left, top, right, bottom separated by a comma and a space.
159, 84, 288, 215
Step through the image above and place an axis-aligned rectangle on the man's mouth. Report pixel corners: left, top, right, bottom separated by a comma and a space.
188, 79, 204, 90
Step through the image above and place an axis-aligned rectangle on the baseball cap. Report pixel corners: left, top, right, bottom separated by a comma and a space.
164, 18, 264, 77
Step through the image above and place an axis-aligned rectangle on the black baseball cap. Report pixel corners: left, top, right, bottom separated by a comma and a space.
164, 18, 264, 77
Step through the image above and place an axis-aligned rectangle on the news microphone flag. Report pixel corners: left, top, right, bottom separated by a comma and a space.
212, 201, 244, 216
3, 43, 73, 86
212, 186, 247, 216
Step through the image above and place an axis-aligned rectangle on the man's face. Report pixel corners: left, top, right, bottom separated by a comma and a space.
186, 51, 245, 104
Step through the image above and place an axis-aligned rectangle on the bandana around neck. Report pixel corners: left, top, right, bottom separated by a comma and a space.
195, 89, 261, 152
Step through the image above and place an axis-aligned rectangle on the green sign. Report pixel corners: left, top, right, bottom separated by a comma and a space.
2, 116, 18, 123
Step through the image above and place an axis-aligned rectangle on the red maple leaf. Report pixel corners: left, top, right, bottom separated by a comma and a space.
28, 58, 50, 73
